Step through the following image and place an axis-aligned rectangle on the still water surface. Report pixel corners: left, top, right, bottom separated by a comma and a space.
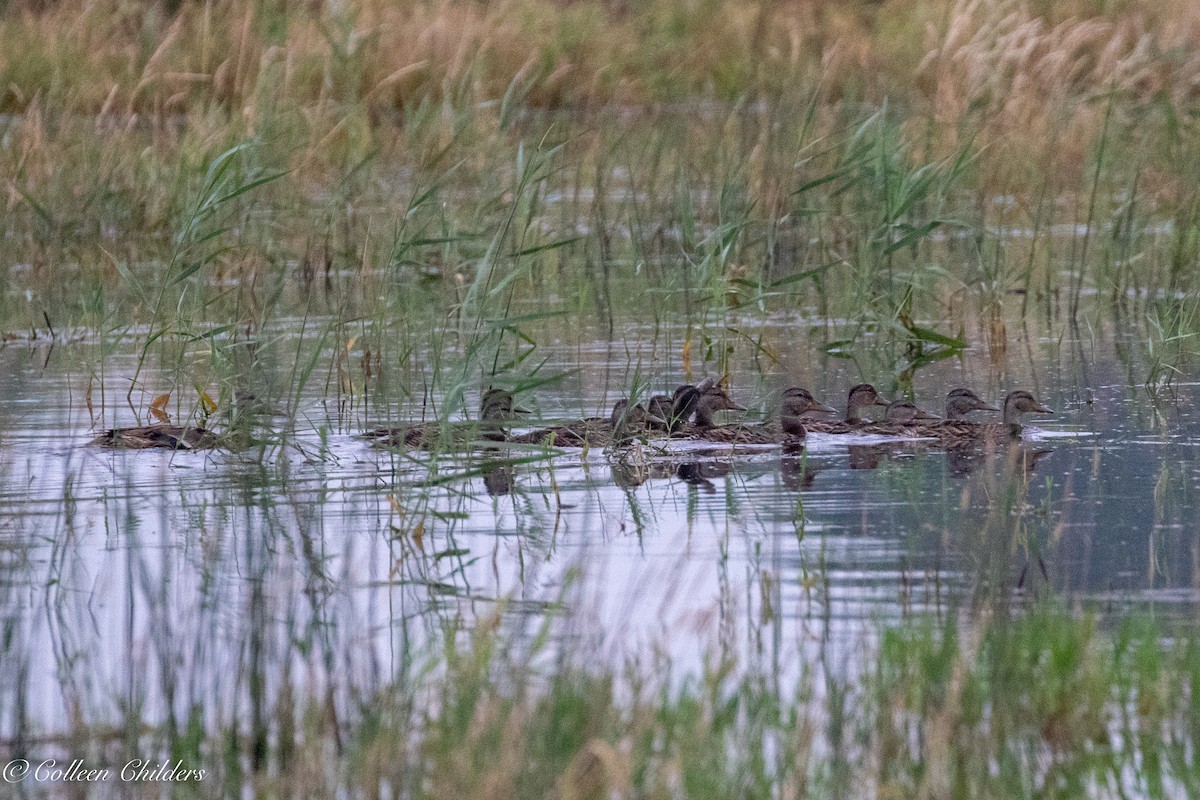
1, 310, 1198, 736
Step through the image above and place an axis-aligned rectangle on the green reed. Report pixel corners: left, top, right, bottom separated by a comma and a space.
4, 100, 1197, 382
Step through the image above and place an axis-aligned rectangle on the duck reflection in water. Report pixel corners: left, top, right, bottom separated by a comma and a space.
846, 442, 925, 470
480, 459, 517, 496
780, 443, 820, 491
605, 446, 736, 491
608, 458, 679, 489
675, 461, 734, 493
945, 440, 1054, 477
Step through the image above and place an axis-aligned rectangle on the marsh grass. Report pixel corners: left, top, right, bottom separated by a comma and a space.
9, 590, 1199, 799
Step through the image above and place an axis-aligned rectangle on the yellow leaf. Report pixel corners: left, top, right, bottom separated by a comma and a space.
149, 393, 171, 423
681, 337, 692, 375
199, 391, 217, 415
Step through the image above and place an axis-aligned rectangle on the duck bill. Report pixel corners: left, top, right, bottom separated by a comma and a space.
915, 410, 941, 420
874, 397, 889, 406
726, 401, 748, 412
513, 405, 533, 415
980, 403, 1001, 413
1033, 402, 1053, 414
811, 401, 838, 414
643, 412, 668, 427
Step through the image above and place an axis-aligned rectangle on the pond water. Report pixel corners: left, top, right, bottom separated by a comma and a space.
1, 306, 1198, 738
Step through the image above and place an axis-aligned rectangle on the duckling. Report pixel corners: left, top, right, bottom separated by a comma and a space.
922, 389, 1053, 441
363, 388, 527, 449
90, 424, 219, 450
858, 400, 941, 436
511, 399, 666, 448
803, 383, 889, 434
686, 387, 836, 445
671, 384, 748, 436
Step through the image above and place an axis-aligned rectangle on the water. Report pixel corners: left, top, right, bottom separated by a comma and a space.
2, 308, 1199, 740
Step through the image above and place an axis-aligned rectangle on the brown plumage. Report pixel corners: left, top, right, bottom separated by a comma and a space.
90, 424, 219, 450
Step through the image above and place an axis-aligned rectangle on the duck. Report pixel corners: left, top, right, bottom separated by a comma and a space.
671, 383, 748, 437
90, 424, 219, 450
857, 399, 941, 436
802, 383, 889, 434
919, 389, 1053, 441
645, 377, 717, 433
510, 399, 666, 448
942, 388, 1000, 420
685, 387, 836, 445
362, 388, 527, 449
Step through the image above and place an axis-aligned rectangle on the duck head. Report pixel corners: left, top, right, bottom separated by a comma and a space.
1002, 390, 1053, 433
944, 388, 999, 420
883, 399, 940, 424
692, 385, 747, 429
479, 388, 529, 440
845, 383, 888, 423
480, 388, 529, 420
780, 387, 836, 436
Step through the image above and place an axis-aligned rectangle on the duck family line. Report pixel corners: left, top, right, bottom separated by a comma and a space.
90, 379, 1054, 452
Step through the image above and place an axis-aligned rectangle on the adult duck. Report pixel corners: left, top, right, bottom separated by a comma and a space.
646, 378, 717, 433
671, 383, 748, 437
803, 383, 889, 434
919, 390, 1053, 441
858, 399, 941, 436
943, 388, 1000, 420
91, 424, 219, 450
362, 388, 527, 449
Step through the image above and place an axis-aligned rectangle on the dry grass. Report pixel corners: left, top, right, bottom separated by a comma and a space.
0, 0, 1195, 230
918, 0, 1200, 165
2, 1, 1196, 117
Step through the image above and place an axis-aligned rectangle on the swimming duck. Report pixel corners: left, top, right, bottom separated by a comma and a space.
90, 424, 219, 450
686, 387, 836, 444
921, 389, 1053, 441
362, 388, 527, 449
943, 388, 1000, 420
511, 399, 666, 448
802, 383, 889, 434
858, 400, 941, 436
645, 378, 716, 432
672, 383, 748, 436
